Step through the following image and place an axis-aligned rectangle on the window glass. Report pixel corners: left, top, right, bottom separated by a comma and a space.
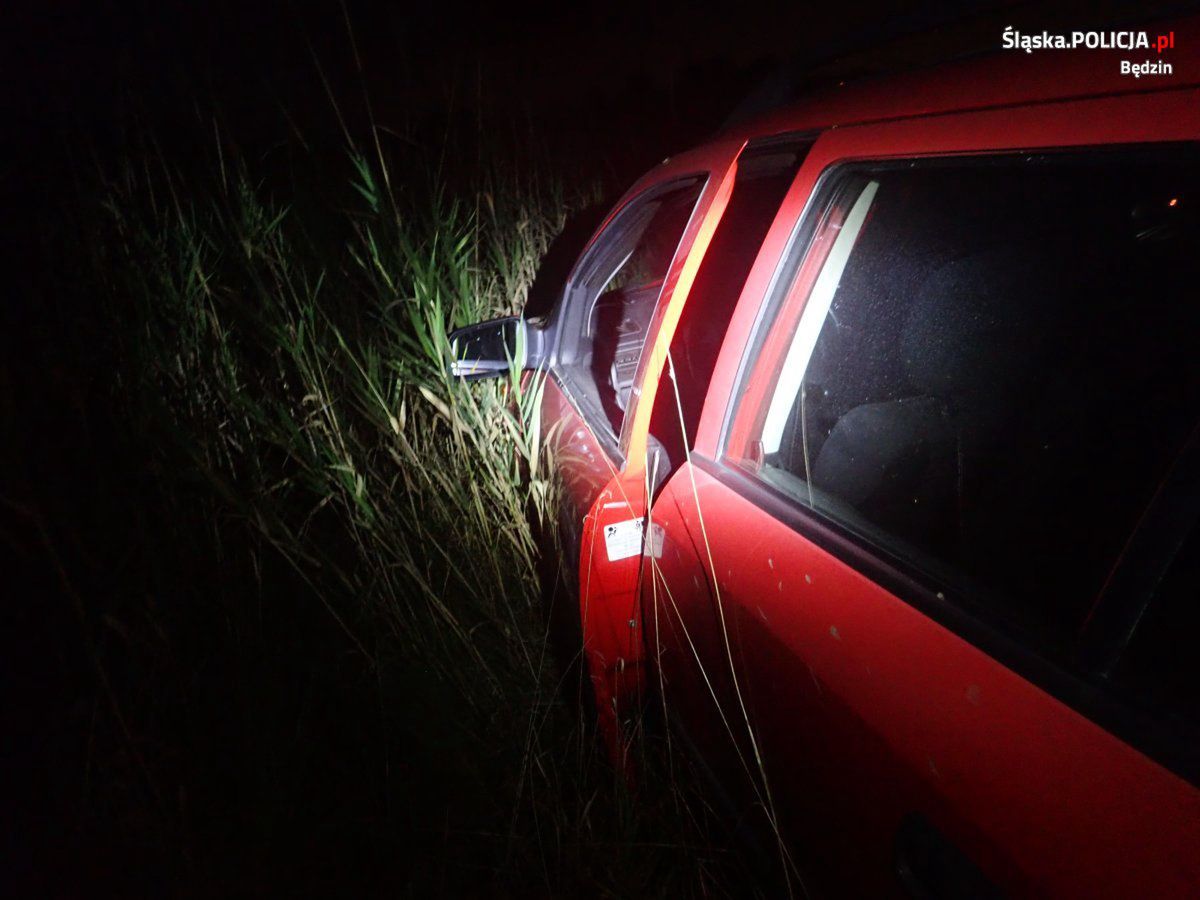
726, 149, 1200, 650
649, 141, 808, 471
558, 180, 703, 439
1114, 522, 1200, 726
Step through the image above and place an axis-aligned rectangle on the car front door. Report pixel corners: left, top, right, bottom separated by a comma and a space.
532, 140, 750, 758
566, 136, 817, 763
647, 89, 1200, 897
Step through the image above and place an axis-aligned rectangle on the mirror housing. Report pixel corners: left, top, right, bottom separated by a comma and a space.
447, 316, 549, 380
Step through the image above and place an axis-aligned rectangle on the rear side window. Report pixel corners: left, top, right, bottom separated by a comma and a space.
725, 148, 1200, 654
1113, 520, 1200, 727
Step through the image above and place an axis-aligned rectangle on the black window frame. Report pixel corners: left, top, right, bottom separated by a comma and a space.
706, 143, 1200, 785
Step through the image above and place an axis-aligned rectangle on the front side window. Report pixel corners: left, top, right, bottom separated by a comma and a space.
555, 180, 703, 442
726, 148, 1200, 655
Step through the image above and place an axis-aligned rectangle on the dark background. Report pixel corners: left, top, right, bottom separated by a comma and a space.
2, 1, 1188, 896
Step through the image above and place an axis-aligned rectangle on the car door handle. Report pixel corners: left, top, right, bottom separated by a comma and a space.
894, 812, 1001, 899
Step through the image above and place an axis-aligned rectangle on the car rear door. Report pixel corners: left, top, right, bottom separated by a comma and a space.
645, 88, 1200, 897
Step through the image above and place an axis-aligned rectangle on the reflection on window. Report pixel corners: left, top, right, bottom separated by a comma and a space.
728, 150, 1200, 652
576, 182, 701, 434
761, 180, 878, 459
649, 140, 810, 473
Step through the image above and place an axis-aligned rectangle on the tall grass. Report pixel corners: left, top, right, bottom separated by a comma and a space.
73, 109, 764, 894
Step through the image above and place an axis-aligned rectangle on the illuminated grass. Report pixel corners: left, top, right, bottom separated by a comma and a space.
81, 105, 771, 894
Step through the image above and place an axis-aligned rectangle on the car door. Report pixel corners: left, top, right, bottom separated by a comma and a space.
646, 88, 1200, 897
566, 137, 818, 763
527, 139, 751, 758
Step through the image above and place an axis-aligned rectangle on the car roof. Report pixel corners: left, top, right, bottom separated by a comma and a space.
722, 14, 1200, 143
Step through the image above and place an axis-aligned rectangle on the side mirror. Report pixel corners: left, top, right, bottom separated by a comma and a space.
447, 316, 549, 380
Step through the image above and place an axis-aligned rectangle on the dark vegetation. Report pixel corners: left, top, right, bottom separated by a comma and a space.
3, 3, 774, 896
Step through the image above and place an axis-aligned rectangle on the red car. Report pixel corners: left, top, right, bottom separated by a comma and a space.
452, 21, 1200, 898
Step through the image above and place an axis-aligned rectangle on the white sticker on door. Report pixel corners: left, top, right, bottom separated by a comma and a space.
603, 518, 643, 562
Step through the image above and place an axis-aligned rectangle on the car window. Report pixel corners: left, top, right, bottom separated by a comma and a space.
1113, 519, 1200, 728
724, 147, 1200, 656
648, 140, 809, 474
555, 180, 703, 443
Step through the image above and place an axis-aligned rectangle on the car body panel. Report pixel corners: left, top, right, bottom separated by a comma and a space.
648, 462, 1200, 896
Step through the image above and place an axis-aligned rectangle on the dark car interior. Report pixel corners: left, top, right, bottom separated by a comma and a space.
553, 180, 702, 443
765, 151, 1200, 651
588, 279, 664, 428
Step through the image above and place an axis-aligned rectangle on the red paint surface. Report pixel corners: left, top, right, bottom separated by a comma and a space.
649, 467, 1200, 896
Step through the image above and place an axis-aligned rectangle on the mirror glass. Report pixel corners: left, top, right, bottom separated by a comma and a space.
448, 317, 524, 379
